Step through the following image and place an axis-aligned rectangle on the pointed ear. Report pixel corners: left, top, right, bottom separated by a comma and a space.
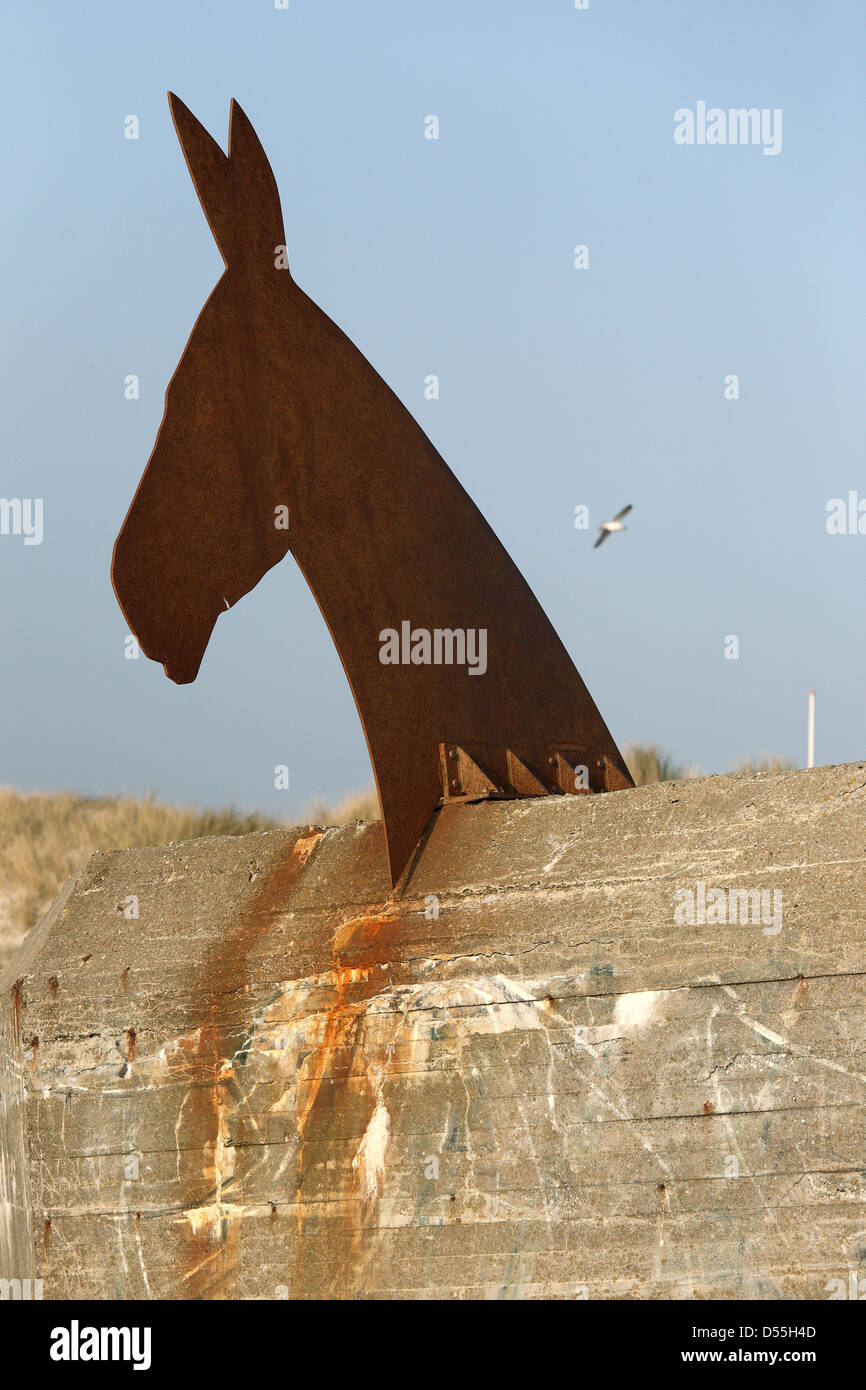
227, 99, 288, 271
168, 92, 236, 266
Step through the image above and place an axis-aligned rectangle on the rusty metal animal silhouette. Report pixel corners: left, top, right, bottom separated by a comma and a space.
111, 94, 633, 887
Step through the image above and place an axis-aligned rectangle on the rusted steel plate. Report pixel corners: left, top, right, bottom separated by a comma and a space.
111, 94, 633, 887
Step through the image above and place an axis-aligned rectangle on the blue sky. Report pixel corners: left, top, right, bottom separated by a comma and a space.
1, 0, 863, 818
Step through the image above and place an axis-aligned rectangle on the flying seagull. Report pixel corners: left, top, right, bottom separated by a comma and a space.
594, 504, 632, 549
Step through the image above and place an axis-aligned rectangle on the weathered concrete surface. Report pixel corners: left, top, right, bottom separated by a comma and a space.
1, 762, 865, 1300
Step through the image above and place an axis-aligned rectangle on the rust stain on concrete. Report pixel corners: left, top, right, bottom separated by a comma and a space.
176, 825, 406, 1298
10, 977, 24, 1057
287, 904, 405, 1297
181, 828, 327, 1298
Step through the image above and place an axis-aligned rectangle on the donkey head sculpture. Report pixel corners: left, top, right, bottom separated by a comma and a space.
112, 94, 632, 887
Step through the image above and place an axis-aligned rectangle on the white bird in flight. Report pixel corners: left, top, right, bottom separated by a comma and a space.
594, 504, 632, 549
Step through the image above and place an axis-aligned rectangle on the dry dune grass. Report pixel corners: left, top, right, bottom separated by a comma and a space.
735, 756, 797, 775
0, 786, 379, 966
623, 743, 688, 786
305, 788, 380, 824
623, 746, 796, 786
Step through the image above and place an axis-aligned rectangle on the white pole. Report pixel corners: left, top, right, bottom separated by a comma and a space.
807, 689, 815, 769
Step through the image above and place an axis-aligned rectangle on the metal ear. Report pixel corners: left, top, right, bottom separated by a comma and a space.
168, 92, 236, 267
